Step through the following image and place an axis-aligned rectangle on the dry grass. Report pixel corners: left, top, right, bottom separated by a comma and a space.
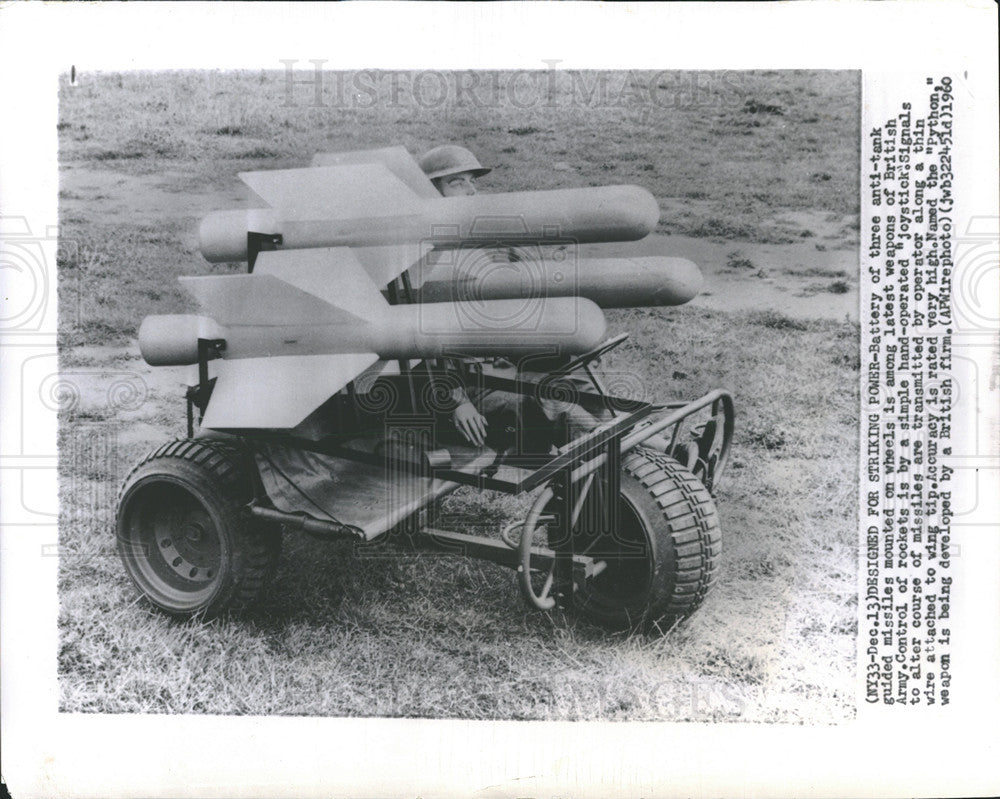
57, 69, 859, 722
59, 70, 858, 237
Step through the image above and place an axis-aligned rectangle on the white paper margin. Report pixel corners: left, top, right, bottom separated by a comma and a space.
1, 2, 997, 797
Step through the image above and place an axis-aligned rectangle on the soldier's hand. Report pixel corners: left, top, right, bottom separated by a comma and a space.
454, 402, 488, 447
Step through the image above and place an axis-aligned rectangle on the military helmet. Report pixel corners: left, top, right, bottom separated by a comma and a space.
419, 145, 492, 181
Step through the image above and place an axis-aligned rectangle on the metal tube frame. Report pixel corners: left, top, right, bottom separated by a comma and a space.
188, 332, 732, 599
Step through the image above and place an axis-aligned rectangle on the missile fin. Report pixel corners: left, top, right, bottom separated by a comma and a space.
180, 273, 370, 326
254, 238, 429, 292
350, 243, 432, 288
201, 352, 379, 430
353, 359, 400, 390
311, 147, 440, 199
239, 164, 423, 222
254, 248, 390, 322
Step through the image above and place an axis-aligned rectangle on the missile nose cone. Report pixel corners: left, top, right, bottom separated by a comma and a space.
569, 185, 659, 242
574, 297, 608, 350
656, 257, 704, 304
612, 185, 661, 238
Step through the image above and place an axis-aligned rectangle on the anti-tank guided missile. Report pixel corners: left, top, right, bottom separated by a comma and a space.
410, 252, 703, 308
197, 148, 706, 310
198, 163, 660, 263
145, 149, 704, 428
140, 248, 607, 430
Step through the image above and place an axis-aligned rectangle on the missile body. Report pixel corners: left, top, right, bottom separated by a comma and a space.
411, 254, 703, 308
140, 297, 605, 431
199, 184, 660, 263
139, 297, 607, 368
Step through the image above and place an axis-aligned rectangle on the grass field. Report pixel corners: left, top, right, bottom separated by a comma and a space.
57, 69, 860, 722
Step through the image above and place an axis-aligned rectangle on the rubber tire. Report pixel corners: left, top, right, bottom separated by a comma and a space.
116, 438, 280, 618
566, 446, 721, 632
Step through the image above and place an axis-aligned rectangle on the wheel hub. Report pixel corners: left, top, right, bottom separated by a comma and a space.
155, 509, 219, 583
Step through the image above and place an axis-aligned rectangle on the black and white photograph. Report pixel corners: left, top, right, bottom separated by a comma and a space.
54, 66, 859, 722
1, 3, 997, 798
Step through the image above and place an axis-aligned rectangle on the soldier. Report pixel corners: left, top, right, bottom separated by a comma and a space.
418, 144, 491, 197
418, 145, 605, 451
418, 145, 500, 446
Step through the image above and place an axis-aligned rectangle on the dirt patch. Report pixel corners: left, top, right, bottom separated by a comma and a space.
61, 165, 252, 252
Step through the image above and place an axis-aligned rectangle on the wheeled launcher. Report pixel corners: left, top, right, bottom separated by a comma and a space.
116, 334, 733, 632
